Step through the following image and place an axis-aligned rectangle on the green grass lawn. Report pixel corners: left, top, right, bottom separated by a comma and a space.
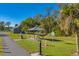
16, 40, 39, 53
7, 32, 34, 39
0, 37, 3, 56
7, 32, 77, 56
6, 32, 21, 39
42, 37, 76, 56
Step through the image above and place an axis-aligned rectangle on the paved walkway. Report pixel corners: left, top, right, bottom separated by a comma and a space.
1, 32, 30, 56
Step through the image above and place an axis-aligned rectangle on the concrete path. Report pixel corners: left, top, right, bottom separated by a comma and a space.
1, 32, 30, 56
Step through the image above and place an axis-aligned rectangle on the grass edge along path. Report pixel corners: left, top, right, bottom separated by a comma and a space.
0, 37, 3, 56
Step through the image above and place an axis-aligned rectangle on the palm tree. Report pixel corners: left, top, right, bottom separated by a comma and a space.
45, 7, 54, 33
45, 6, 52, 16
33, 14, 42, 26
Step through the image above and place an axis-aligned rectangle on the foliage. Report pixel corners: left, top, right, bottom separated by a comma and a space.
20, 6, 59, 34
0, 21, 5, 31
0, 21, 11, 31
59, 4, 79, 36
19, 4, 79, 36
20, 18, 33, 31
5, 22, 11, 31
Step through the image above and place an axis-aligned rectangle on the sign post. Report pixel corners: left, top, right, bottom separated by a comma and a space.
28, 26, 45, 56
39, 38, 42, 55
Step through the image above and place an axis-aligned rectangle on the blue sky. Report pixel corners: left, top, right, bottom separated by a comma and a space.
0, 3, 59, 27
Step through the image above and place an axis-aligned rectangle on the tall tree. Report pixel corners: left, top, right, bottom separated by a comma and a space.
0, 21, 5, 31
6, 22, 11, 31
20, 18, 33, 31
44, 7, 54, 33
59, 3, 79, 55
33, 14, 42, 26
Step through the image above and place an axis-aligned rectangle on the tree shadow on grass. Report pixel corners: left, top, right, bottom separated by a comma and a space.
52, 39, 62, 42
41, 38, 62, 42
0, 51, 3, 53
0, 34, 7, 37
0, 51, 11, 53
3, 51, 11, 53
65, 42, 75, 45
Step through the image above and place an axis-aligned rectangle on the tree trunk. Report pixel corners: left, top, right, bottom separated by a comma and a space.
76, 31, 79, 55
8, 25, 9, 31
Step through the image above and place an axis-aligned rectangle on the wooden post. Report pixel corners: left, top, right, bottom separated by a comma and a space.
21, 34, 23, 39
20, 32, 24, 39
